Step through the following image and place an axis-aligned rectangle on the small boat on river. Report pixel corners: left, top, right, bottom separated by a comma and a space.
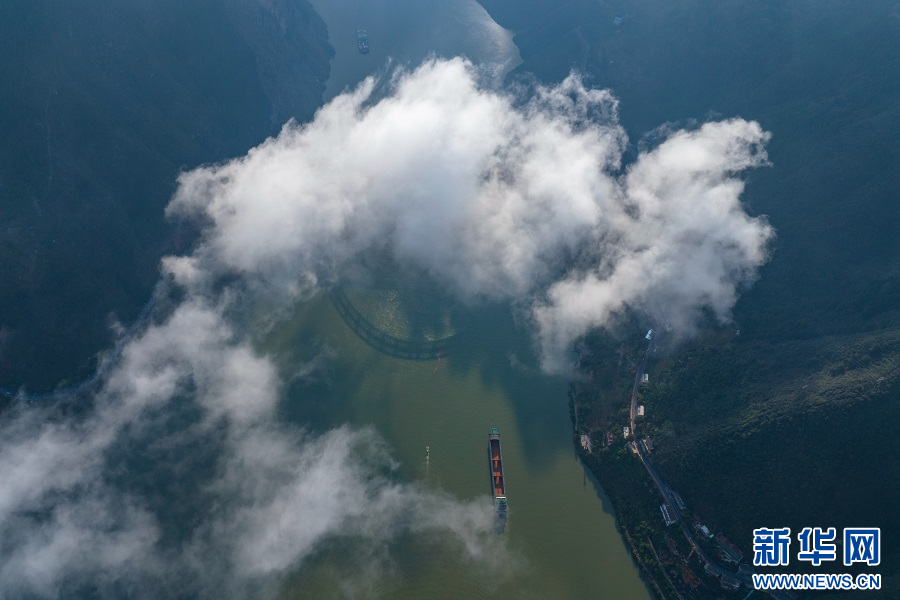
357, 29, 369, 54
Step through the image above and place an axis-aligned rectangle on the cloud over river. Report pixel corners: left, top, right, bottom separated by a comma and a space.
0, 58, 771, 598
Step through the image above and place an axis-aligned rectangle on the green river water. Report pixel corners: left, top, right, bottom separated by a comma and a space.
259, 2, 652, 595
265, 274, 650, 599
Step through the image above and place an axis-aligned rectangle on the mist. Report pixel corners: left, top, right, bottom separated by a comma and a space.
0, 57, 771, 598
170, 57, 772, 368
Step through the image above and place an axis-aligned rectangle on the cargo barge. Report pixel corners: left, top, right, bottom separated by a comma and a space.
488, 427, 508, 528
356, 29, 369, 54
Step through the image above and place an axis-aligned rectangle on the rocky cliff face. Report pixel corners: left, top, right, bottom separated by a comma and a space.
221, 0, 333, 125
0, 0, 333, 388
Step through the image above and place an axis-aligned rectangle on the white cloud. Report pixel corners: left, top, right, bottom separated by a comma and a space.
0, 57, 772, 598
169, 57, 771, 367
167, 60, 626, 305
0, 296, 503, 599
534, 119, 773, 369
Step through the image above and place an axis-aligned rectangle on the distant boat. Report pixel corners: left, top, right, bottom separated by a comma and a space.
356, 29, 369, 54
488, 427, 508, 530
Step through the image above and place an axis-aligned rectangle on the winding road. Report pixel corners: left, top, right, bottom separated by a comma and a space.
629, 332, 729, 578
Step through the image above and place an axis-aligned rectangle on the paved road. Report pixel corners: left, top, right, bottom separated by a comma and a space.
628, 332, 727, 577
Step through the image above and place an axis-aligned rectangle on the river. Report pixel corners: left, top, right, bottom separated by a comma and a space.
272, 2, 650, 597
265, 277, 649, 597
310, 0, 522, 100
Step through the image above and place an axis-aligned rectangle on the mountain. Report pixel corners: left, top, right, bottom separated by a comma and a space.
0, 0, 332, 389
476, 0, 900, 595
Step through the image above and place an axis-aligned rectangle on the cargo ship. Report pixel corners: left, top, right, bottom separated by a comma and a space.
488, 428, 508, 528
356, 29, 369, 54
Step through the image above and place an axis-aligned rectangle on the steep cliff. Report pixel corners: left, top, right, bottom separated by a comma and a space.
0, 0, 333, 388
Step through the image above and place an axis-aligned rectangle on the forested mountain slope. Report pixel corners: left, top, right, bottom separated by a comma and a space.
0, 0, 332, 388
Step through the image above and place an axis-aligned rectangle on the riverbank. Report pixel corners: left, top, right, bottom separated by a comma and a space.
570, 401, 683, 600
268, 290, 652, 598
567, 333, 748, 600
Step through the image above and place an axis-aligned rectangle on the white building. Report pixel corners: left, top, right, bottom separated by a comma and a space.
580, 434, 592, 452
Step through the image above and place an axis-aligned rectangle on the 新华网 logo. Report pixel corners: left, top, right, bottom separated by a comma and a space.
753, 527, 880, 567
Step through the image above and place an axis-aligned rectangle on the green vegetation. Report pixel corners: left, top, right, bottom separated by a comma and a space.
0, 0, 332, 388
646, 329, 900, 559
572, 325, 900, 598
571, 332, 742, 599
473, 1, 900, 596
578, 440, 686, 600
478, 0, 900, 347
